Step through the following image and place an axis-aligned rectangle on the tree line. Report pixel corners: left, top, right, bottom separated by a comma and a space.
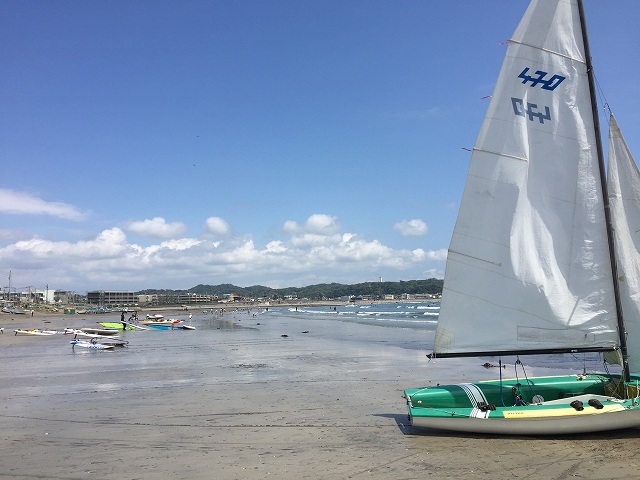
138, 278, 443, 301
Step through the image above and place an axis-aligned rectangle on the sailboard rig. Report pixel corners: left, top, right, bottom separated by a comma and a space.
404, 0, 640, 434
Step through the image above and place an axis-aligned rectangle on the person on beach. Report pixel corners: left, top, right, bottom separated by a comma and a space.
121, 310, 126, 330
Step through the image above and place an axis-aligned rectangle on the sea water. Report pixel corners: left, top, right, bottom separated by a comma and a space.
255, 302, 611, 376
0, 301, 616, 398
272, 301, 439, 351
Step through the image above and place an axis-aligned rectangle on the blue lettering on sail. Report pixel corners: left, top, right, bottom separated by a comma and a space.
511, 98, 551, 124
518, 67, 565, 91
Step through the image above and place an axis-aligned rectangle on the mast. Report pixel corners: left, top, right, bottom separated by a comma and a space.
577, 0, 630, 382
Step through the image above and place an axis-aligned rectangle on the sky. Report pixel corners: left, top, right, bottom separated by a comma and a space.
1, 0, 639, 294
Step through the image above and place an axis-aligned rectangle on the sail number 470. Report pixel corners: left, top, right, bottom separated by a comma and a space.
518, 68, 565, 91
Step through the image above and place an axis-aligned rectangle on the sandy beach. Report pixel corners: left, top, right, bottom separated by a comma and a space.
1, 308, 639, 480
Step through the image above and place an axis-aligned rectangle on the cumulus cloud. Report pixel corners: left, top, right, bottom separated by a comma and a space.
283, 214, 339, 235
11, 228, 129, 259
0, 213, 448, 291
204, 217, 230, 236
394, 219, 427, 236
0, 188, 84, 220
127, 217, 187, 239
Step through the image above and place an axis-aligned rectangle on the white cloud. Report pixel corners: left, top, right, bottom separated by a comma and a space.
282, 220, 298, 233
290, 233, 342, 248
0, 214, 448, 291
394, 219, 427, 236
10, 228, 129, 260
0, 188, 84, 220
427, 248, 448, 261
265, 240, 287, 253
159, 238, 202, 251
204, 217, 230, 236
283, 214, 339, 235
127, 217, 187, 239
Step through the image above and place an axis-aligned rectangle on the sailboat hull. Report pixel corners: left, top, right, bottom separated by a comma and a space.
405, 375, 640, 434
408, 403, 640, 435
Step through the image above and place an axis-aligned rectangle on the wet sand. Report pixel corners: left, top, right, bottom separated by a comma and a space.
1, 310, 639, 479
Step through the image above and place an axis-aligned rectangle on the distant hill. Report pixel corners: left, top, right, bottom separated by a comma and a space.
137, 278, 443, 300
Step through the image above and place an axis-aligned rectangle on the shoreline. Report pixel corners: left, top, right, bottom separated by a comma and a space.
2, 298, 435, 323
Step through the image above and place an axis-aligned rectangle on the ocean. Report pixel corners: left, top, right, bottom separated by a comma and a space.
270, 301, 620, 376
0, 300, 616, 392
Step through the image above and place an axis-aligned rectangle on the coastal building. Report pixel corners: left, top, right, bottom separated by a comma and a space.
87, 290, 137, 306
400, 293, 442, 300
54, 290, 85, 305
138, 294, 158, 305
2, 288, 55, 306
138, 293, 216, 306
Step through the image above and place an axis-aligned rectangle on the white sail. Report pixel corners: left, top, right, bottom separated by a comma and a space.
607, 114, 640, 372
433, 0, 620, 356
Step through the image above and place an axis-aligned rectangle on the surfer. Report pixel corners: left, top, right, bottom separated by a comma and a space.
121, 310, 126, 330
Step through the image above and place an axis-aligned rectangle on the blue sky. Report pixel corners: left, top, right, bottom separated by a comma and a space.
1, 0, 639, 293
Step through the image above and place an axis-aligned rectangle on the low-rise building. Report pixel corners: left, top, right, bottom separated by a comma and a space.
87, 290, 136, 306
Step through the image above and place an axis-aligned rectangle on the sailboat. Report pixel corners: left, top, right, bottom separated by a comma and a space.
403, 0, 640, 435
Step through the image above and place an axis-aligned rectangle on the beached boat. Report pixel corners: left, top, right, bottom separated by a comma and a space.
142, 318, 183, 326
179, 314, 196, 330
144, 319, 185, 330
145, 314, 164, 320
99, 322, 137, 330
404, 0, 640, 435
72, 332, 128, 347
100, 321, 149, 330
3, 307, 27, 314
70, 340, 115, 350
79, 327, 120, 336
14, 329, 57, 336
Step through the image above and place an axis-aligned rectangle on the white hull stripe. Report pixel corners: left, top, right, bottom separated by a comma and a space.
459, 383, 491, 419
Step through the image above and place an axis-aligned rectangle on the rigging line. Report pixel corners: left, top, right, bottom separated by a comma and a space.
603, 358, 612, 377
499, 357, 506, 407
568, 351, 588, 375
592, 70, 612, 118
513, 359, 520, 404
515, 356, 538, 401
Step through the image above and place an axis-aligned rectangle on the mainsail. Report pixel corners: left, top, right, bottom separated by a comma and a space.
432, 0, 620, 356
607, 114, 640, 373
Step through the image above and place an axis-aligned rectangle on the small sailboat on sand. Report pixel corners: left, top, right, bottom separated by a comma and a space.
70, 340, 115, 350
404, 0, 640, 435
142, 318, 184, 329
14, 329, 57, 336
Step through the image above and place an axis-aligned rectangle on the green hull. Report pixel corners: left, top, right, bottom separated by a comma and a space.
404, 374, 640, 434
99, 322, 136, 330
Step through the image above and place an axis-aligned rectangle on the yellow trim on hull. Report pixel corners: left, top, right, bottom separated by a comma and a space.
502, 404, 624, 419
